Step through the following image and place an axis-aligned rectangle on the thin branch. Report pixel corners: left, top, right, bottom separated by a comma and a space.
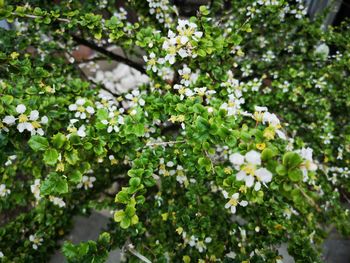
71, 35, 147, 74
128, 247, 152, 263
145, 140, 185, 147
294, 184, 321, 212
11, 12, 71, 23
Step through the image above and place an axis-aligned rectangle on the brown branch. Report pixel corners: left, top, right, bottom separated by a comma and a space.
71, 35, 147, 75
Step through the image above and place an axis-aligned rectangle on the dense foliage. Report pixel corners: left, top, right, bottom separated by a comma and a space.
0, 0, 349, 262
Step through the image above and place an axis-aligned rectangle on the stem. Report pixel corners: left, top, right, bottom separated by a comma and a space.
294, 184, 321, 212
145, 140, 185, 147
128, 247, 152, 263
11, 12, 70, 23
71, 35, 147, 74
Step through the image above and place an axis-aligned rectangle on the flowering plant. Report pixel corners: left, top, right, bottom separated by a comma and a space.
0, 0, 349, 262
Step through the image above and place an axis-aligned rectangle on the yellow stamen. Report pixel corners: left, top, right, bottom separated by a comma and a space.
18, 114, 28, 123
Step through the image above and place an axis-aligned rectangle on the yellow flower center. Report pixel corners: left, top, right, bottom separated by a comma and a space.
242, 164, 256, 175
239, 185, 247, 193
228, 198, 238, 207
18, 114, 28, 123
256, 143, 266, 150
32, 121, 41, 129
182, 73, 190, 80
228, 101, 235, 107
148, 58, 156, 66
77, 106, 85, 112
254, 111, 264, 122
68, 126, 77, 133
109, 118, 117, 125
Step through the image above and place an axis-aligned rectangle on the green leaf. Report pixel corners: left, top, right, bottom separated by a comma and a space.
52, 133, 66, 149
288, 169, 303, 182
65, 149, 79, 165
115, 190, 129, 203
28, 136, 49, 152
130, 177, 141, 188
69, 170, 82, 183
283, 183, 292, 192
1, 95, 13, 105
198, 157, 211, 167
261, 148, 276, 161
131, 214, 139, 225
199, 5, 209, 15
114, 210, 125, 222
282, 152, 303, 170
120, 217, 131, 229
134, 123, 145, 137
43, 148, 59, 166
125, 205, 136, 217
41, 173, 68, 195
276, 164, 287, 176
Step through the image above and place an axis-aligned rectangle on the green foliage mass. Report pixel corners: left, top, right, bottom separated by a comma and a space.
0, 0, 349, 262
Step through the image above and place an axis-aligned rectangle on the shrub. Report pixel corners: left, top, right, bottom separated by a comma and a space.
0, 0, 349, 262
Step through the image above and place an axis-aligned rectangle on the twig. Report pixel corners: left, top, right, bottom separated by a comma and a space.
11, 12, 71, 23
71, 35, 147, 74
145, 140, 185, 147
294, 184, 321, 212
128, 247, 152, 263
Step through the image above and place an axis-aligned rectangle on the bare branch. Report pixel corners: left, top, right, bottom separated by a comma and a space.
71, 35, 147, 75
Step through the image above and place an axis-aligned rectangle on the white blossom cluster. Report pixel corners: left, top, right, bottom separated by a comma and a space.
66, 98, 97, 138
144, 19, 203, 72
230, 150, 273, 191
177, 228, 212, 253
49, 196, 66, 208
77, 175, 96, 190
29, 234, 43, 250
30, 179, 41, 202
2, 104, 48, 135
243, 0, 307, 20
113, 7, 127, 21
0, 184, 10, 197
220, 70, 246, 116
4, 155, 17, 166
147, 0, 177, 28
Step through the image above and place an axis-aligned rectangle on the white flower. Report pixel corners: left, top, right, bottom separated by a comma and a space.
4, 155, 17, 166
223, 192, 248, 214
254, 106, 268, 112
231, 150, 273, 191
31, 179, 41, 201
143, 52, 158, 72
262, 112, 280, 127
3, 115, 16, 125
315, 43, 329, 59
77, 175, 96, 190
69, 98, 95, 119
7, 105, 49, 135
29, 234, 43, 250
77, 125, 86, 137
178, 64, 193, 87
125, 90, 145, 108
220, 94, 245, 116
295, 147, 317, 181
16, 104, 26, 114
0, 184, 10, 197
49, 196, 66, 208
229, 153, 245, 167
101, 111, 124, 133
0, 251, 3, 258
